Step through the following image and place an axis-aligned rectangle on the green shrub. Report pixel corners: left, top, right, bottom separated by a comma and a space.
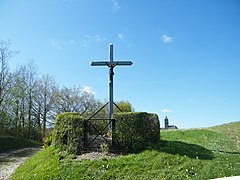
0, 136, 40, 153
52, 112, 84, 154
42, 131, 53, 149
113, 112, 160, 152
100, 143, 109, 156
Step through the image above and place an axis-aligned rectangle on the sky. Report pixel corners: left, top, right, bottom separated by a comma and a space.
0, 0, 239, 128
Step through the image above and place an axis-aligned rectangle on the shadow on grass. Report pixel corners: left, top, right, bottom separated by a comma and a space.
152, 140, 214, 160
213, 149, 240, 155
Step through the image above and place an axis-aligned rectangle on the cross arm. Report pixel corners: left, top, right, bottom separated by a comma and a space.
114, 61, 133, 66
91, 61, 133, 67
90, 61, 110, 66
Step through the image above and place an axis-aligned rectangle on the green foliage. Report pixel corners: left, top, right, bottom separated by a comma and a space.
0, 136, 40, 153
114, 101, 134, 112
10, 122, 240, 180
52, 112, 84, 154
0, 111, 9, 136
42, 131, 53, 149
113, 112, 160, 152
100, 143, 109, 156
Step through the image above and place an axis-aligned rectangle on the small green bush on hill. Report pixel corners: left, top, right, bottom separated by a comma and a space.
113, 112, 160, 152
52, 112, 84, 154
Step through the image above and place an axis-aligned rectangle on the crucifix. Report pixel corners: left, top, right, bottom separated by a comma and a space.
91, 43, 133, 123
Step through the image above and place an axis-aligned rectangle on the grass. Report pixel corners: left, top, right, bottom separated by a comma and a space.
0, 136, 40, 153
10, 122, 240, 180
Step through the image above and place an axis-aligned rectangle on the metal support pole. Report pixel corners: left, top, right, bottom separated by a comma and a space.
109, 44, 114, 129
109, 68, 114, 120
83, 120, 88, 149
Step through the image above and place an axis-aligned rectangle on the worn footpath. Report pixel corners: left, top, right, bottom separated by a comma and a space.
0, 147, 41, 180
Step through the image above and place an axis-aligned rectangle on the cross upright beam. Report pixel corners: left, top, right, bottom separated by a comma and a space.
91, 43, 133, 125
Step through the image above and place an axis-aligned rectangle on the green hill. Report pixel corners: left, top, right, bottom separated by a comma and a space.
10, 122, 240, 180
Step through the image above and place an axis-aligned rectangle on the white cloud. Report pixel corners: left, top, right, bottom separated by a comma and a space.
161, 109, 173, 113
161, 34, 174, 43
117, 33, 133, 47
49, 38, 62, 50
84, 35, 93, 39
82, 43, 89, 47
81, 34, 105, 47
65, 39, 76, 45
111, 0, 120, 12
95, 35, 105, 42
118, 33, 124, 40
127, 42, 133, 47
49, 38, 76, 50
82, 86, 96, 95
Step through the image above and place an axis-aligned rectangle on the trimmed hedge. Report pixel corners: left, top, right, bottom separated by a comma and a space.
52, 112, 84, 154
0, 136, 40, 153
113, 112, 160, 152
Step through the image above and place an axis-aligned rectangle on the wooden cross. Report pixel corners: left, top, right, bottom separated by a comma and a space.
91, 43, 133, 123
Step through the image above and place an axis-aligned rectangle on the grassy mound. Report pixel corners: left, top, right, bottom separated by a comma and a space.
0, 136, 40, 153
11, 122, 240, 179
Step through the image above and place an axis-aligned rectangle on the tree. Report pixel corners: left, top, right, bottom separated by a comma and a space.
54, 86, 82, 113
79, 92, 107, 118
114, 101, 134, 113
0, 40, 18, 110
12, 65, 29, 137
8, 62, 56, 139
35, 74, 58, 135
0, 40, 18, 136
25, 62, 38, 139
7, 70, 24, 137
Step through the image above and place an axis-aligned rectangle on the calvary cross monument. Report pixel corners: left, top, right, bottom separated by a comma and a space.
91, 43, 133, 122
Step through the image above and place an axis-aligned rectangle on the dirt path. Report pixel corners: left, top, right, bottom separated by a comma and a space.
0, 147, 41, 180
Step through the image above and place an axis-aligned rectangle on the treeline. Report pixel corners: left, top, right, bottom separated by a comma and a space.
0, 40, 107, 141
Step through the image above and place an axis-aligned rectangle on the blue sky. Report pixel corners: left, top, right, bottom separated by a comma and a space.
1, 0, 239, 128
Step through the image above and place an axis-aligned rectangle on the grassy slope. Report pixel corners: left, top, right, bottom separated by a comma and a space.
0, 136, 40, 153
11, 122, 240, 180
